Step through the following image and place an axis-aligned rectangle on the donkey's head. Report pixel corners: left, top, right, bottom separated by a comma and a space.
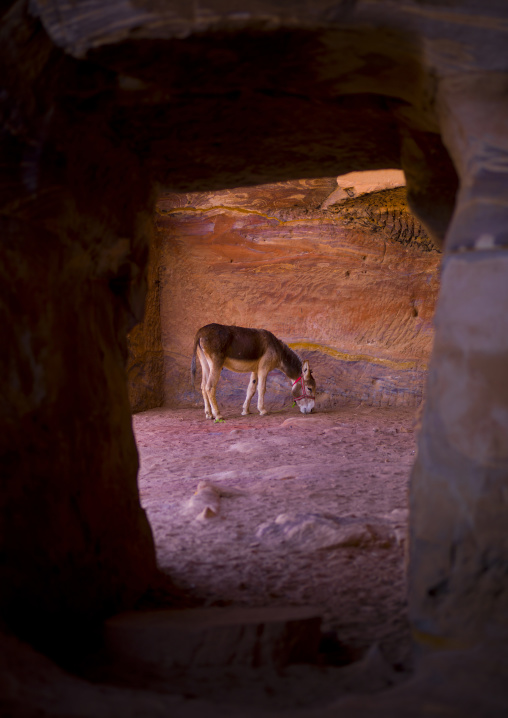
292, 360, 316, 414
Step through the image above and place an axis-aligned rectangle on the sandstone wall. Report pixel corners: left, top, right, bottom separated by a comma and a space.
150, 175, 440, 412
127, 225, 165, 413
0, 7, 158, 649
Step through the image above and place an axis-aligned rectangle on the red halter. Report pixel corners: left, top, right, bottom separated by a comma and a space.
292, 376, 313, 401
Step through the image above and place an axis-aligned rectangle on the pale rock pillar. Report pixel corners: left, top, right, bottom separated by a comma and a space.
409, 75, 508, 643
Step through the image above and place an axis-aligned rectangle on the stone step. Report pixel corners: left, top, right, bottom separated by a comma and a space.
104, 606, 322, 674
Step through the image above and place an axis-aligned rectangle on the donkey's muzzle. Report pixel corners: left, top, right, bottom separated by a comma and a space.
298, 398, 315, 414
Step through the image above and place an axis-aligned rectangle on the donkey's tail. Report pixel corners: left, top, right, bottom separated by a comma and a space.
190, 333, 200, 390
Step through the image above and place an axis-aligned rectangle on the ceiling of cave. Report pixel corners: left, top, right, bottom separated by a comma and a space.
1, 0, 464, 257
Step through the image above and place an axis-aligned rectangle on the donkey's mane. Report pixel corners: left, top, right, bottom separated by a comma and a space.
276, 337, 302, 379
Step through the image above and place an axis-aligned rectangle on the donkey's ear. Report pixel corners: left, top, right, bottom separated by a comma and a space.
302, 360, 311, 379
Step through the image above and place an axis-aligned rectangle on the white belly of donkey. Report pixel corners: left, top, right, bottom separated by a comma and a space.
223, 357, 260, 373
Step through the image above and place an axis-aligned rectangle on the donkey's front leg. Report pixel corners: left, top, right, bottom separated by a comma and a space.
256, 372, 268, 416
242, 372, 258, 415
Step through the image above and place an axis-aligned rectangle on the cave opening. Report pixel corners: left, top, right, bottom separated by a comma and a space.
124, 169, 441, 682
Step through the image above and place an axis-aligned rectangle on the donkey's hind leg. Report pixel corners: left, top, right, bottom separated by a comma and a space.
205, 363, 224, 421
197, 347, 213, 419
242, 372, 258, 416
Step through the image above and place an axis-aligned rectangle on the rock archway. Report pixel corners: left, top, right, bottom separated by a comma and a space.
1, 0, 508, 713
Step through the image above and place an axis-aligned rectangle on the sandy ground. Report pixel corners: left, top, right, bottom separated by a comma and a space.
7, 403, 506, 716
5, 405, 508, 718
134, 403, 417, 673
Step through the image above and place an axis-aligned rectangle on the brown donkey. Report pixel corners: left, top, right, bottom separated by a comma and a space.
191, 323, 316, 420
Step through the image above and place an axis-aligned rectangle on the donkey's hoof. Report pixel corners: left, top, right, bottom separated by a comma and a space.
205, 412, 213, 420
259, 409, 268, 416
241, 409, 250, 416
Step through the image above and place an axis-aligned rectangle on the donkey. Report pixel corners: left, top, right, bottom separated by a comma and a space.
191, 323, 316, 420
